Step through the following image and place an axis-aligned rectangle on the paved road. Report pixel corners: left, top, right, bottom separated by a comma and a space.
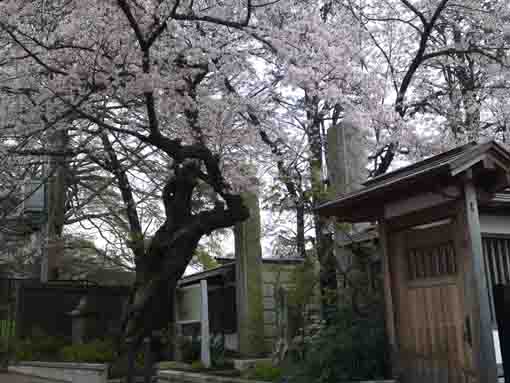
0, 373, 58, 382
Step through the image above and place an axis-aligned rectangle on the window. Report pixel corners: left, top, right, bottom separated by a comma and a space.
407, 241, 457, 281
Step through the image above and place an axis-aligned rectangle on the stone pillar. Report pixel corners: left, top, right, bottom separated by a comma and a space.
234, 192, 265, 357
200, 280, 211, 368
326, 120, 366, 198
327, 121, 372, 310
45, 238, 64, 281
68, 296, 90, 345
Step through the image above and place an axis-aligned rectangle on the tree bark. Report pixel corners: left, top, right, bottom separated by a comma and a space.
110, 158, 248, 378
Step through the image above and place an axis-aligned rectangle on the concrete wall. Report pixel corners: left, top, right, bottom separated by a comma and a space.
8, 362, 108, 383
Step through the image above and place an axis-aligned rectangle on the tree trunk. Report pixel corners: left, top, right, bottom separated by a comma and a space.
111, 159, 249, 380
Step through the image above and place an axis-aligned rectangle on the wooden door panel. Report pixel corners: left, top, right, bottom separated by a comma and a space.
392, 224, 476, 383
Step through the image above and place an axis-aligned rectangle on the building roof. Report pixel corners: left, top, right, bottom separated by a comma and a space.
316, 141, 510, 222
215, 256, 305, 265
178, 263, 235, 287
179, 256, 306, 287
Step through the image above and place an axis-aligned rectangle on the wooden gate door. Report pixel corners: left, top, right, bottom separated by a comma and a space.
391, 223, 476, 383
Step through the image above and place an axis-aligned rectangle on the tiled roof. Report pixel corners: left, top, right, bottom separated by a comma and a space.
316, 140, 510, 222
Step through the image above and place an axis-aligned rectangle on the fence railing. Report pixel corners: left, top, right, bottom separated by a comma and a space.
0, 278, 129, 341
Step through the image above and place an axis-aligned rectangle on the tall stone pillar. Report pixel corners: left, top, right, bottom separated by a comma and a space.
234, 191, 265, 357
326, 119, 366, 198
327, 121, 370, 305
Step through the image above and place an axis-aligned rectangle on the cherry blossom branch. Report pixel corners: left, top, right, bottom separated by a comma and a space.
395, 0, 450, 117
116, 0, 148, 49
100, 132, 145, 258
0, 22, 67, 75
399, 0, 427, 25
170, 0, 253, 29
422, 47, 507, 63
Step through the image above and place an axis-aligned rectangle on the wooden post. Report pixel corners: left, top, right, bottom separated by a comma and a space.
378, 220, 398, 378
200, 279, 211, 368
464, 173, 497, 383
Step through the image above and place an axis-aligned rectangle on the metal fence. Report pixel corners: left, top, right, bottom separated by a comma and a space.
494, 285, 510, 382
16, 280, 131, 340
0, 278, 131, 343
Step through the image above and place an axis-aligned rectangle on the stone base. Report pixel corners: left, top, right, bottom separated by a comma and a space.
155, 361, 194, 371
232, 358, 272, 372
157, 369, 268, 383
8, 361, 108, 383
157, 369, 397, 383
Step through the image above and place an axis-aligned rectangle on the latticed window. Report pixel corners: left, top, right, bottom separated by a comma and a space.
482, 236, 510, 321
407, 241, 457, 281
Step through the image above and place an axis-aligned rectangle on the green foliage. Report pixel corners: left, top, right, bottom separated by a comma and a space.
242, 361, 282, 382
14, 327, 67, 361
287, 257, 317, 309
285, 304, 388, 383
190, 360, 205, 370
0, 319, 15, 340
193, 247, 219, 270
59, 339, 116, 363
210, 334, 227, 368
135, 347, 145, 369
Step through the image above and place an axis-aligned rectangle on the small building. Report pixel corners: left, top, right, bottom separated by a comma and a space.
317, 141, 510, 383
174, 256, 313, 361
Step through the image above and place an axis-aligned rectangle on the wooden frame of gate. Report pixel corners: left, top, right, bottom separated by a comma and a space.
316, 141, 510, 383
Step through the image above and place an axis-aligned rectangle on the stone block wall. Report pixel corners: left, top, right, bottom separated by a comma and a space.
261, 262, 321, 351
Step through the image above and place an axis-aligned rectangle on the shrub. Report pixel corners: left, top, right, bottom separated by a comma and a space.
242, 361, 282, 382
210, 334, 228, 368
14, 327, 66, 361
59, 339, 116, 363
190, 360, 205, 370
285, 304, 388, 383
0, 319, 15, 341
0, 337, 6, 354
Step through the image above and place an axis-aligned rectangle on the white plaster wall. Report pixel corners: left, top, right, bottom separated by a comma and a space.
480, 214, 510, 235
177, 285, 201, 322
8, 362, 108, 383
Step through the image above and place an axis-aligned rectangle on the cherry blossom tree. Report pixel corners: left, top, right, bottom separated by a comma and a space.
0, 0, 274, 373
344, 0, 510, 158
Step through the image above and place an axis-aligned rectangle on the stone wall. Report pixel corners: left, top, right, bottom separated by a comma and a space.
261, 262, 321, 351
157, 369, 268, 383
261, 264, 292, 350
8, 362, 108, 383
157, 369, 397, 383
